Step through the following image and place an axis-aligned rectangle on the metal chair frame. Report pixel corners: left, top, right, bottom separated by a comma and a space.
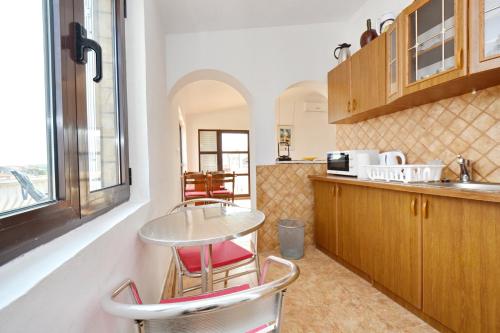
168, 198, 260, 296
102, 256, 299, 333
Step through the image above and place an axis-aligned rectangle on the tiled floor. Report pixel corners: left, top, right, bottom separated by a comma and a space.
183, 246, 437, 333
261, 247, 436, 333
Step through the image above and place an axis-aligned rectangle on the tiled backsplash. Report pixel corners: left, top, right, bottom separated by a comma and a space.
256, 163, 326, 252
336, 85, 500, 182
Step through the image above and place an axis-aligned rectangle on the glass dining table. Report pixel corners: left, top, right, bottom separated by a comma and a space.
139, 204, 265, 293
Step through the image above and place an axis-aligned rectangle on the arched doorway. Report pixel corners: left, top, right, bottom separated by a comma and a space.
169, 71, 253, 203
275, 81, 334, 161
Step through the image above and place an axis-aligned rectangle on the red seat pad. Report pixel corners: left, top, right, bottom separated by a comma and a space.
246, 325, 269, 333
160, 284, 250, 304
160, 284, 269, 333
184, 191, 208, 198
210, 190, 232, 195
177, 240, 253, 273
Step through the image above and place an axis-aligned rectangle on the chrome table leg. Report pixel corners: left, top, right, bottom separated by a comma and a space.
200, 244, 214, 292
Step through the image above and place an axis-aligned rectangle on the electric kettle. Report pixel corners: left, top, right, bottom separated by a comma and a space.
334, 43, 351, 64
379, 151, 406, 166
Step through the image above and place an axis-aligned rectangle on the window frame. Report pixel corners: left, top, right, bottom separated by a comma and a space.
0, 0, 129, 265
198, 129, 250, 197
74, 0, 130, 218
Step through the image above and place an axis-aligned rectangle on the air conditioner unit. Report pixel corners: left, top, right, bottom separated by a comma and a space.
304, 101, 327, 112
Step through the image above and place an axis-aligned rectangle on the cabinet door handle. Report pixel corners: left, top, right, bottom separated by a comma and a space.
422, 200, 429, 219
336, 185, 340, 197
352, 99, 357, 111
347, 101, 351, 113
411, 198, 417, 216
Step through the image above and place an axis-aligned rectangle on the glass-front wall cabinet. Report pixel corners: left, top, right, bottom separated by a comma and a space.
470, 0, 500, 72
387, 19, 400, 102
484, 0, 500, 57
404, 0, 466, 92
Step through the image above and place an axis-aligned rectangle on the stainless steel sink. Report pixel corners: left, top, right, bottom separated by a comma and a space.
425, 182, 500, 192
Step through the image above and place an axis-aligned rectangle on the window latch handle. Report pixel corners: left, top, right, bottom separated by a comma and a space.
74, 22, 102, 83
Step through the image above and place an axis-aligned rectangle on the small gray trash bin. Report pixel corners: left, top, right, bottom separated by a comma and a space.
278, 219, 304, 259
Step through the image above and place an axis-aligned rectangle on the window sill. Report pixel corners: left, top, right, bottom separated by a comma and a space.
0, 199, 148, 310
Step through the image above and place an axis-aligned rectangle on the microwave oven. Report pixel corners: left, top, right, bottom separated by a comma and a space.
327, 150, 379, 176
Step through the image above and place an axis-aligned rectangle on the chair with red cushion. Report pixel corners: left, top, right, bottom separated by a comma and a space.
168, 198, 260, 296
183, 172, 209, 201
208, 171, 235, 202
102, 256, 299, 333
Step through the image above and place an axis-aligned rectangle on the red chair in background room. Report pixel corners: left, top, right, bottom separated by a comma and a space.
183, 172, 209, 201
208, 171, 235, 202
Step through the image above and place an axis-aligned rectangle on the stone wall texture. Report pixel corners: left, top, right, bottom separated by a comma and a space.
336, 85, 500, 183
256, 163, 326, 251
256, 85, 499, 251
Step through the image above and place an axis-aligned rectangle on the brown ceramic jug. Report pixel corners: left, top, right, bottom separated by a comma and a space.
360, 19, 378, 47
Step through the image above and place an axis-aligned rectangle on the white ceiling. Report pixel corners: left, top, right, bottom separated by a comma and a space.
156, 0, 368, 33
175, 80, 247, 115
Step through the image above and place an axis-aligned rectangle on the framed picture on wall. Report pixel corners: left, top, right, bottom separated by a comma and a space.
278, 125, 294, 151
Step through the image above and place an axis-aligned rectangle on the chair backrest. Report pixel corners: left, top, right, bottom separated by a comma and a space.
208, 171, 235, 193
183, 172, 208, 192
102, 256, 299, 333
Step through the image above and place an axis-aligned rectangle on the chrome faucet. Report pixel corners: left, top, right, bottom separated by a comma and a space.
456, 155, 472, 183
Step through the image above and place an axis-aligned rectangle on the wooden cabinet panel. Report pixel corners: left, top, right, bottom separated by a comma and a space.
402, 0, 468, 95
386, 18, 404, 103
469, 0, 500, 73
422, 195, 500, 332
328, 61, 351, 123
374, 190, 422, 309
351, 35, 386, 113
313, 181, 336, 254
337, 184, 377, 276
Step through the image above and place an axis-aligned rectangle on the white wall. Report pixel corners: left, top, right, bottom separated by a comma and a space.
0, 1, 180, 332
165, 0, 411, 199
185, 106, 250, 171
144, 0, 182, 217
276, 84, 335, 160
345, 0, 412, 53
165, 22, 345, 167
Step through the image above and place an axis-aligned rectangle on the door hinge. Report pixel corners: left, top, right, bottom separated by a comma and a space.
129, 167, 132, 186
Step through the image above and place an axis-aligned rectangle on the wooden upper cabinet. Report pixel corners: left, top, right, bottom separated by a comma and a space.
386, 18, 404, 103
373, 190, 422, 309
402, 0, 468, 95
422, 195, 500, 332
469, 0, 500, 73
328, 61, 351, 123
351, 35, 386, 114
313, 181, 337, 255
328, 36, 386, 123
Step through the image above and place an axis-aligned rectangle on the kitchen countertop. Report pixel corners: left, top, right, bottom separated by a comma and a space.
309, 174, 500, 204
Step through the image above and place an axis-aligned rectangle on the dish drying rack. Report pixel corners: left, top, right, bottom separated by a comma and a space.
363, 164, 445, 183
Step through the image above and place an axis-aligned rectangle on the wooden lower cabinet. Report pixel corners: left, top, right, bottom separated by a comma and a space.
337, 184, 377, 276
422, 195, 500, 332
313, 181, 336, 255
373, 190, 422, 309
313, 180, 500, 332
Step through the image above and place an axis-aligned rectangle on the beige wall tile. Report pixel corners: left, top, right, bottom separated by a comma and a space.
336, 85, 500, 183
